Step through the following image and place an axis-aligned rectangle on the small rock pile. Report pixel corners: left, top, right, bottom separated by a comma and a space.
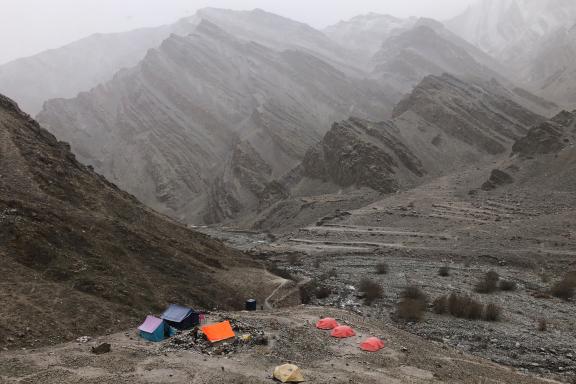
162, 317, 267, 356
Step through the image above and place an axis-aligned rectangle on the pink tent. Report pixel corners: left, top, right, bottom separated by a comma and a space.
330, 325, 356, 338
360, 337, 385, 352
316, 318, 339, 330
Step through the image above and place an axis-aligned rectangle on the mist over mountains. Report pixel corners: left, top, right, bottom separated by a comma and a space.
0, 1, 568, 226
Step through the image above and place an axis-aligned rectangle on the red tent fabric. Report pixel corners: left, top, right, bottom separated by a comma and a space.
360, 337, 385, 352
316, 318, 339, 330
330, 325, 356, 338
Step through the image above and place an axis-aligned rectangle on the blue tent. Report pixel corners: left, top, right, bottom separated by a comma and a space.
161, 304, 199, 330
138, 316, 171, 342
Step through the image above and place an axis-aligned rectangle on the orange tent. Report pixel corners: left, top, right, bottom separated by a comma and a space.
316, 317, 339, 330
201, 320, 235, 343
330, 325, 356, 338
360, 337, 385, 352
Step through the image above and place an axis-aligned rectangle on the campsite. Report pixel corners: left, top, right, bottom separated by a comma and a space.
0, 307, 556, 383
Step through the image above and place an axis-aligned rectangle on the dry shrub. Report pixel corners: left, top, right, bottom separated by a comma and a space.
475, 270, 500, 294
287, 253, 301, 266
551, 280, 575, 301
551, 271, 576, 300
397, 286, 428, 322
315, 286, 332, 299
359, 278, 383, 306
439, 265, 450, 277
484, 303, 502, 322
375, 262, 389, 275
398, 299, 426, 321
499, 280, 517, 291
448, 293, 483, 320
432, 295, 448, 314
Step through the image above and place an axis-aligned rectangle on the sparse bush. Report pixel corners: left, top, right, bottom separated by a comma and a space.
499, 280, 517, 292
448, 293, 483, 320
287, 253, 300, 266
483, 303, 502, 322
397, 286, 428, 322
397, 299, 425, 321
359, 278, 384, 306
551, 280, 575, 301
432, 295, 448, 314
475, 270, 500, 294
315, 286, 332, 299
299, 286, 312, 304
375, 262, 389, 275
401, 286, 429, 305
313, 259, 321, 268
537, 319, 547, 332
439, 265, 450, 277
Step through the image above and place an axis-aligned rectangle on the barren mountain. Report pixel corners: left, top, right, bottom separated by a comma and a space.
0, 94, 273, 350
0, 8, 357, 116
372, 20, 503, 97
246, 74, 544, 232
0, 21, 198, 115
37, 20, 389, 225
447, 0, 576, 66
448, 0, 576, 106
323, 13, 416, 61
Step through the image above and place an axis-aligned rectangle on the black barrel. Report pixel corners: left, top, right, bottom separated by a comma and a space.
245, 299, 257, 311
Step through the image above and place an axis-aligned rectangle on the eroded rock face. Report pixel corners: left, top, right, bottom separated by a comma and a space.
512, 111, 576, 157
286, 75, 543, 198
301, 118, 424, 194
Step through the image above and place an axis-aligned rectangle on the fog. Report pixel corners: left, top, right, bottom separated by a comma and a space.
0, 0, 477, 64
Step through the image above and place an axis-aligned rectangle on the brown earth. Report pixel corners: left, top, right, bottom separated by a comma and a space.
0, 94, 274, 351
0, 307, 559, 384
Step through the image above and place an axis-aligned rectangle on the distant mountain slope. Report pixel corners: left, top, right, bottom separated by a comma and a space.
0, 21, 196, 115
0, 8, 357, 116
504, 110, 576, 191
447, 0, 576, 64
372, 19, 558, 116
37, 21, 390, 224
447, 0, 576, 106
0, 94, 271, 350
246, 75, 544, 231
373, 20, 501, 95
323, 13, 416, 60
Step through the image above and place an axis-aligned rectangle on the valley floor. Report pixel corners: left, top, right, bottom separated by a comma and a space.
200, 165, 576, 382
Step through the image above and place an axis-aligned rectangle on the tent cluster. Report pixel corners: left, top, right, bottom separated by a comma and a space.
315, 317, 386, 352
138, 304, 236, 344
272, 317, 386, 382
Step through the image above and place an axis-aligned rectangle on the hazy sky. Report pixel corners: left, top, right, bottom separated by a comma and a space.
0, 0, 477, 64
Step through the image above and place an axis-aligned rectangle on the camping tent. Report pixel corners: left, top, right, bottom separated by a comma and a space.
331, 325, 356, 338
360, 337, 385, 352
161, 304, 199, 330
273, 364, 305, 383
138, 316, 170, 342
316, 317, 339, 330
201, 320, 236, 343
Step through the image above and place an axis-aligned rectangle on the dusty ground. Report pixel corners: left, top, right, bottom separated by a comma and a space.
0, 307, 559, 384
200, 165, 576, 383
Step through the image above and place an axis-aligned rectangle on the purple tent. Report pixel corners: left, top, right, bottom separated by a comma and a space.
138, 316, 168, 342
